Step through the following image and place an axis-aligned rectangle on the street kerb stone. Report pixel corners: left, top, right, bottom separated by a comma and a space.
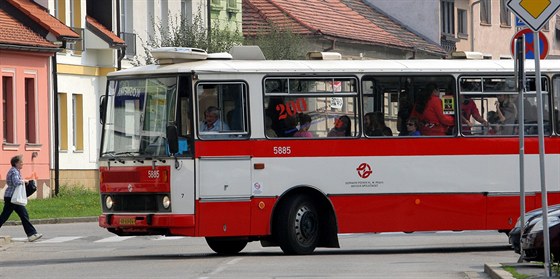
3, 216, 98, 226
484, 263, 515, 279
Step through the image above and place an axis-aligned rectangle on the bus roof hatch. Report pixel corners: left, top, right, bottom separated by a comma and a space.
229, 46, 266, 60
151, 47, 208, 64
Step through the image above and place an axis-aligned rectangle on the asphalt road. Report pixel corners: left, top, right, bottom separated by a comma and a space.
0, 222, 520, 278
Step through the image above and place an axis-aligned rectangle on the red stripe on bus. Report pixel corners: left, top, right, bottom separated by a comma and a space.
192, 192, 560, 237
195, 137, 560, 158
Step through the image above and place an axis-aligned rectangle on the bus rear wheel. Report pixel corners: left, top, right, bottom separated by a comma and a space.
205, 237, 248, 255
276, 195, 319, 255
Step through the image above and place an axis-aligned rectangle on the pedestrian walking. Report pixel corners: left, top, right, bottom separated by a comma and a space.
0, 155, 42, 242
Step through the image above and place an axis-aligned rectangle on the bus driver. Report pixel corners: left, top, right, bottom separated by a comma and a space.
200, 106, 230, 133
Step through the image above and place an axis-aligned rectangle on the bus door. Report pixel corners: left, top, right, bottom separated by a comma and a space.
167, 76, 196, 215
196, 81, 251, 198
195, 82, 252, 236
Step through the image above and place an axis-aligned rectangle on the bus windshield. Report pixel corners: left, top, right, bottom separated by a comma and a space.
101, 77, 178, 158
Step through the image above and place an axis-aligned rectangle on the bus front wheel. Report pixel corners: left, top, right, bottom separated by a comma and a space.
205, 237, 248, 255
276, 195, 319, 255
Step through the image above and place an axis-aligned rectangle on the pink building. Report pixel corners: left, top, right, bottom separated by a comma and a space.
0, 0, 78, 198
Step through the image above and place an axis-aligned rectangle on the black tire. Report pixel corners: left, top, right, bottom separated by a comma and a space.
275, 195, 319, 255
205, 237, 248, 255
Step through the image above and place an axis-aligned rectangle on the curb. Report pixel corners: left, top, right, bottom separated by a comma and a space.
485, 263, 515, 279
3, 216, 98, 226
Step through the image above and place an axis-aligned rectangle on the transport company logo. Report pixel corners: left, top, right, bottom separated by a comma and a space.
356, 163, 372, 179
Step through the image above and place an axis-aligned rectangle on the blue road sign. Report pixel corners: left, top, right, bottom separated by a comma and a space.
515, 16, 526, 27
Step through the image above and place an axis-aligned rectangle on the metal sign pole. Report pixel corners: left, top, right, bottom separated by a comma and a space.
533, 31, 551, 278
514, 36, 526, 263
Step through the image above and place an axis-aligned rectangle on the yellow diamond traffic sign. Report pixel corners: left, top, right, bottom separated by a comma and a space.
520, 0, 550, 18
508, 0, 560, 31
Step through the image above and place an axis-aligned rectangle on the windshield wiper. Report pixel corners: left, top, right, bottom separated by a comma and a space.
114, 151, 140, 156
101, 151, 125, 164
101, 151, 115, 156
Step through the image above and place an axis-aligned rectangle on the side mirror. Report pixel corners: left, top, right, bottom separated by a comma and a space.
166, 124, 179, 155
99, 96, 107, 124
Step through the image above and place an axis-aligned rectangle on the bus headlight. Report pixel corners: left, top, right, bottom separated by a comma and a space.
162, 195, 171, 209
105, 196, 114, 210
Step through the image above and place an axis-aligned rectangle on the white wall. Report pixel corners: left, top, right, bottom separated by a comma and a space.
125, 0, 208, 66
366, 0, 440, 44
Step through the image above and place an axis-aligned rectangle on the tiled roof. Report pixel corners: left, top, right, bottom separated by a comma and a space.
8, 0, 79, 39
243, 0, 314, 35
244, 0, 408, 48
0, 8, 55, 48
86, 16, 125, 46
243, 0, 445, 56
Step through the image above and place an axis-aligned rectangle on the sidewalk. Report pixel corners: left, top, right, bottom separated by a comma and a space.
0, 216, 98, 248
485, 263, 557, 279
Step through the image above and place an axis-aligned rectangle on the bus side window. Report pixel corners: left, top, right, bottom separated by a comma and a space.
197, 82, 249, 139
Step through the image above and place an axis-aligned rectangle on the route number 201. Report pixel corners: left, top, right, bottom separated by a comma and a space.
273, 146, 291, 155
276, 98, 308, 120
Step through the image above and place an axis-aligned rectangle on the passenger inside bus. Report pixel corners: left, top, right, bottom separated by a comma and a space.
265, 116, 278, 137
294, 113, 313, 138
328, 115, 351, 137
265, 97, 297, 137
495, 94, 517, 135
397, 93, 412, 136
410, 84, 455, 136
460, 95, 488, 135
405, 117, 421, 136
486, 111, 500, 135
364, 112, 392, 136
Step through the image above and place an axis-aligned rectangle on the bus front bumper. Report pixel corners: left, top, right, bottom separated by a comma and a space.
99, 214, 196, 236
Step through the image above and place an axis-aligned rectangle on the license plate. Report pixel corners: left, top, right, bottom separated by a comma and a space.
119, 217, 136, 225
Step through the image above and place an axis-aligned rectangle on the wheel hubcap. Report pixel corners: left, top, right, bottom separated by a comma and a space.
294, 205, 318, 245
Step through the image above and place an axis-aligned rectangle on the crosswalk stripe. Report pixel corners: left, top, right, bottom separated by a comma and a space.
150, 236, 184, 241
94, 236, 135, 243
40, 236, 83, 243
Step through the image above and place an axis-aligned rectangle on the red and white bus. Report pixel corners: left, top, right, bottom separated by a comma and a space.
98, 47, 560, 255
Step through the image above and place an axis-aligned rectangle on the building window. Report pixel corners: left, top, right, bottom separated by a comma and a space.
500, 0, 511, 27
458, 9, 467, 37
441, 0, 455, 35
72, 94, 84, 151
120, 0, 128, 33
161, 0, 169, 31
69, 0, 74, 27
181, 0, 191, 21
227, 0, 238, 11
59, 93, 68, 151
25, 78, 37, 144
2, 76, 14, 144
56, 0, 66, 23
480, 0, 491, 25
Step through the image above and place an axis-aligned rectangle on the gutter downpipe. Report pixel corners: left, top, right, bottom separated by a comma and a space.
470, 0, 481, 51
116, 0, 122, 70
52, 49, 60, 196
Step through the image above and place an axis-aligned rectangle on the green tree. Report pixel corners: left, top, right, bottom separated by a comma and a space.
135, 11, 243, 65
246, 23, 309, 60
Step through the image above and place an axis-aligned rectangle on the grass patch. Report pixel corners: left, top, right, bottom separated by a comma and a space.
503, 266, 531, 279
4, 186, 101, 221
